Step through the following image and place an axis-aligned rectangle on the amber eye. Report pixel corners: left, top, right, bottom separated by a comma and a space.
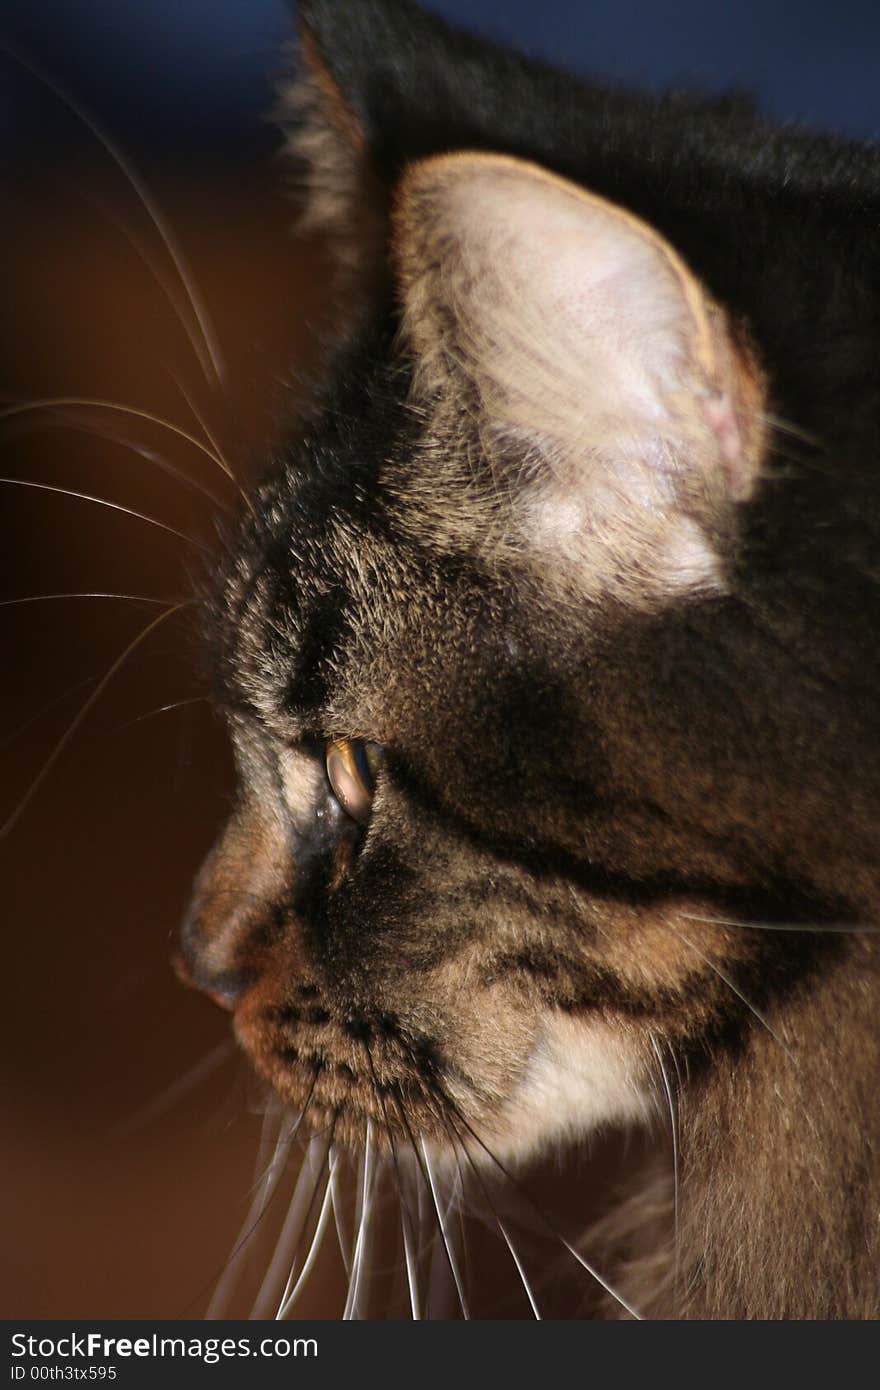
325, 739, 383, 824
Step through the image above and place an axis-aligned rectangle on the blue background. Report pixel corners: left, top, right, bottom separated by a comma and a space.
3, 0, 880, 161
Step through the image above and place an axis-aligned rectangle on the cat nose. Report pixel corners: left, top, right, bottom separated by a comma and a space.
175, 898, 255, 1011
175, 811, 288, 1012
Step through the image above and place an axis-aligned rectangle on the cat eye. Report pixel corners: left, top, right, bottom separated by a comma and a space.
325, 738, 383, 824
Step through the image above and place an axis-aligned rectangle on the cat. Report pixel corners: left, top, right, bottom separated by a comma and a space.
176, 0, 880, 1319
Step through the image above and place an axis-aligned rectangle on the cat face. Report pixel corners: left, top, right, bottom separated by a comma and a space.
178, 0, 879, 1171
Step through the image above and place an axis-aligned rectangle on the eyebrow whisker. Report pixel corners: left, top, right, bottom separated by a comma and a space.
26, 410, 233, 513
0, 592, 170, 609
0, 397, 231, 482
0, 476, 212, 555
169, 372, 255, 518
0, 38, 226, 388
1, 600, 191, 839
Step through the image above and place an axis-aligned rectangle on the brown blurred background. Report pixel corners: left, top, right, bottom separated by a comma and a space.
2, 147, 330, 1316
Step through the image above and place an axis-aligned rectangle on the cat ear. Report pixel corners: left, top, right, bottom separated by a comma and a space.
280, 3, 391, 325
392, 153, 766, 600
284, 0, 491, 299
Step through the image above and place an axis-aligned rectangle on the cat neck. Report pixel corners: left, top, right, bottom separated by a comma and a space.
616, 932, 880, 1318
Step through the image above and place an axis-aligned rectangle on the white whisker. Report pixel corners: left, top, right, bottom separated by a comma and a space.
420, 1138, 470, 1320
681, 911, 880, 935
248, 1100, 290, 1202
559, 1233, 643, 1320
75, 184, 225, 395
673, 924, 796, 1063
170, 372, 254, 516
414, 1155, 441, 1314
0, 39, 225, 386
442, 1119, 538, 1319
649, 1031, 680, 1281
400, 1175, 422, 1320
115, 696, 208, 733
40, 410, 232, 512
1, 601, 190, 839
0, 672, 102, 755
0, 592, 169, 609
327, 1143, 352, 1277
276, 1160, 335, 1319
497, 1219, 541, 1319
250, 1132, 326, 1319
447, 1109, 642, 1319
342, 1121, 373, 1320
364, 1045, 423, 1319
761, 411, 821, 449
0, 477, 210, 554
113, 1040, 236, 1137
348, 1138, 367, 1277
0, 398, 231, 482
205, 1103, 288, 1319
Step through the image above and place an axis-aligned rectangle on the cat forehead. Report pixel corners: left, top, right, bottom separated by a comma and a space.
214, 425, 586, 755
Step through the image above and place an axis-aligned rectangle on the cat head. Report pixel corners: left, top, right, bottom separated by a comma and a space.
177, 0, 880, 1162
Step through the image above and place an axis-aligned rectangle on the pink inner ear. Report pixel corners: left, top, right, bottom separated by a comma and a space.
702, 393, 749, 499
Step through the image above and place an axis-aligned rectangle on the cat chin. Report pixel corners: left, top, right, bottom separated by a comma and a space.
472, 1016, 652, 1166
